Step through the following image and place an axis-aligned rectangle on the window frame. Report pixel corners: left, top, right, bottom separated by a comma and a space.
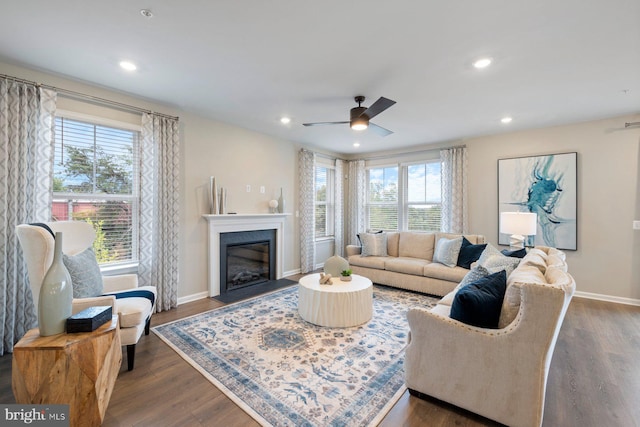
52, 110, 141, 270
365, 156, 442, 232
402, 160, 442, 232
365, 164, 400, 231
314, 161, 335, 240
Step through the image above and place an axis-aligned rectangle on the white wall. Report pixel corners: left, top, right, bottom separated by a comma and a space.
466, 114, 640, 301
0, 61, 302, 301
181, 114, 300, 299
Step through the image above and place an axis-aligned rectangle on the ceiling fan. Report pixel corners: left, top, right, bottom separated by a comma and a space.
303, 96, 397, 136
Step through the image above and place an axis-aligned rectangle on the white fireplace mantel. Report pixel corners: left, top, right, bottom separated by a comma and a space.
203, 213, 290, 296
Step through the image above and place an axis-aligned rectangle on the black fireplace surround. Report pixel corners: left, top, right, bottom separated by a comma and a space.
219, 229, 276, 295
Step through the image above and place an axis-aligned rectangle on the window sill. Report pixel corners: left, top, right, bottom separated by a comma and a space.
100, 262, 139, 276
315, 236, 335, 243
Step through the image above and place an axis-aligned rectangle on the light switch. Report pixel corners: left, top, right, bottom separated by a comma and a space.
260, 186, 265, 194
246, 185, 251, 192
633, 220, 640, 230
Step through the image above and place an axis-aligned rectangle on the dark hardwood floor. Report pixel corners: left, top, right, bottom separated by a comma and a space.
1, 283, 638, 426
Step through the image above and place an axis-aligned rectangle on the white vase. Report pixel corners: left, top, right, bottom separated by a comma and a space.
278, 188, 284, 213
38, 232, 73, 336
323, 255, 349, 277
219, 187, 227, 214
209, 176, 218, 214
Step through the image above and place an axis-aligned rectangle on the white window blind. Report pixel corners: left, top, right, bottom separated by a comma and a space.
366, 166, 399, 231
315, 166, 334, 238
366, 161, 442, 232
406, 162, 442, 231
52, 117, 139, 265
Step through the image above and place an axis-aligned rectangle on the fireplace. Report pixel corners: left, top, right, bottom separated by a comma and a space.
203, 213, 288, 297
220, 229, 276, 294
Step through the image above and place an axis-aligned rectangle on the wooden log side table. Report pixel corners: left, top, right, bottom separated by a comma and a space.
12, 316, 122, 427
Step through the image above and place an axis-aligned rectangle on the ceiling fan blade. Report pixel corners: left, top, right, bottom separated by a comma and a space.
302, 121, 350, 127
368, 122, 394, 137
362, 97, 396, 120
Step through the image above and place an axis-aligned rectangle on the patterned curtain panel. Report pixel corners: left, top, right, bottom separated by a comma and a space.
139, 113, 180, 312
440, 146, 468, 234
346, 160, 366, 245
298, 149, 316, 273
334, 159, 344, 256
0, 81, 56, 354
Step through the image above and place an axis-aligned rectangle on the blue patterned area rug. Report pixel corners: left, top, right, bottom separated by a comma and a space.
153, 285, 438, 427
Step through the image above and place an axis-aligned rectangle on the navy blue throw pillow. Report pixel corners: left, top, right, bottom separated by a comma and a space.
456, 237, 487, 269
450, 270, 507, 329
501, 248, 527, 258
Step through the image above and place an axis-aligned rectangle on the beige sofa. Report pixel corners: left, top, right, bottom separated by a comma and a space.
346, 232, 486, 296
404, 246, 576, 427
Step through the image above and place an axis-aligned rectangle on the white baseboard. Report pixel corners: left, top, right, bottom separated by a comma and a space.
574, 291, 640, 307
284, 268, 301, 277
177, 291, 209, 305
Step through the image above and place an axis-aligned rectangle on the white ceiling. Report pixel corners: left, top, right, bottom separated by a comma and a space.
1, 1, 639, 154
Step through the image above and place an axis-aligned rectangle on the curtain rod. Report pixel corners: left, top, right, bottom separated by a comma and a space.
303, 144, 467, 163
300, 148, 343, 162
1, 73, 179, 121
358, 144, 467, 161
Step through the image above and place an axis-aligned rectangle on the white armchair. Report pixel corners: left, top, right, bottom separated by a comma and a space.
16, 221, 157, 370
404, 247, 576, 427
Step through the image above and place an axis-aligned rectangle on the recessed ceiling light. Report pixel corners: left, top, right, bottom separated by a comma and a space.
473, 58, 492, 69
280, 117, 291, 124
353, 142, 360, 147
501, 116, 513, 124
119, 61, 137, 71
140, 9, 153, 18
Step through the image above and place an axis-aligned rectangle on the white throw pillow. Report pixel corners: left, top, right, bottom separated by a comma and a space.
359, 232, 388, 257
432, 237, 463, 268
477, 244, 521, 277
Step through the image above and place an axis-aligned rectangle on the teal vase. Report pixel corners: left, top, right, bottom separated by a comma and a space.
38, 232, 73, 336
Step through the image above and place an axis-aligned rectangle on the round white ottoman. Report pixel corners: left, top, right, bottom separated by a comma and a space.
298, 273, 373, 327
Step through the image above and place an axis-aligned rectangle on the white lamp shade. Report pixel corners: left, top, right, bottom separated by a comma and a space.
500, 212, 538, 236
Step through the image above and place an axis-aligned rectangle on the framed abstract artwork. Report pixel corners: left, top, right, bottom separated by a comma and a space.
498, 152, 577, 250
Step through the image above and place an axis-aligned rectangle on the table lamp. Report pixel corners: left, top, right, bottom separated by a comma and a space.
500, 212, 537, 249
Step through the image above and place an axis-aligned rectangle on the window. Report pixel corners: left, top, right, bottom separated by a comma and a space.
367, 166, 399, 230
366, 161, 441, 232
315, 165, 334, 238
406, 162, 441, 231
52, 116, 139, 266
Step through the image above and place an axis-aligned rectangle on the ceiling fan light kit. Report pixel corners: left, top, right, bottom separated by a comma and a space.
303, 95, 396, 136
350, 96, 369, 130
351, 120, 368, 131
